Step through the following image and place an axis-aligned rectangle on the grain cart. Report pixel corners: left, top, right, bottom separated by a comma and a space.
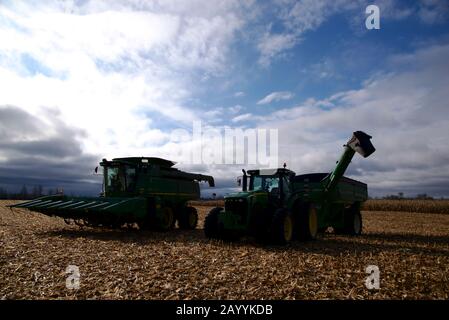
9, 157, 214, 231
204, 131, 375, 244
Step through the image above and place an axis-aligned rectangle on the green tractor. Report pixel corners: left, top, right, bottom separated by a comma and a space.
204, 131, 376, 244
9, 157, 214, 231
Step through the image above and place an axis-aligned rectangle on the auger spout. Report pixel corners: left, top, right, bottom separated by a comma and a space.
323, 131, 375, 193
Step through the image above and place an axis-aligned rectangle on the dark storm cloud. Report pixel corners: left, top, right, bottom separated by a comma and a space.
346, 161, 393, 175
0, 105, 102, 195
0, 106, 43, 139
0, 137, 83, 158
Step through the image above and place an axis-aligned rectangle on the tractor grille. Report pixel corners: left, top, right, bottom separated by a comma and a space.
225, 198, 247, 216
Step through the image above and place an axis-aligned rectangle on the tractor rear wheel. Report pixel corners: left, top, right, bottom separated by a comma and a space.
296, 203, 318, 241
270, 209, 294, 245
179, 206, 198, 230
204, 207, 223, 239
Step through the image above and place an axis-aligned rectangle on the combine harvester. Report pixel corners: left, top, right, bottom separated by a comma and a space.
204, 131, 376, 244
9, 157, 214, 231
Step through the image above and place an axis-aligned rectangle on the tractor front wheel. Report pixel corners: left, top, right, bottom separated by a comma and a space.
270, 209, 294, 245
179, 206, 198, 230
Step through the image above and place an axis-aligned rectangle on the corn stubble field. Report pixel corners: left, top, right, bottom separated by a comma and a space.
1, 200, 448, 300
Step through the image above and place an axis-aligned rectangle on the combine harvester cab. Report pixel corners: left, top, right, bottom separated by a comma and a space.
204, 131, 375, 245
9, 157, 214, 231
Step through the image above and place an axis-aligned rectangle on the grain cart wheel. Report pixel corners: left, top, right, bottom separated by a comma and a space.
158, 207, 175, 231
204, 207, 223, 239
270, 209, 294, 245
345, 205, 363, 235
179, 206, 198, 230
351, 210, 363, 235
296, 203, 318, 241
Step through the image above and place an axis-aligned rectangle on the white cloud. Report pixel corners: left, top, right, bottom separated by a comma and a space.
257, 91, 294, 105
234, 91, 245, 97
228, 105, 244, 114
280, 0, 332, 31
232, 113, 252, 123
256, 0, 345, 66
301, 58, 338, 81
202, 108, 224, 120
257, 32, 297, 67
0, 1, 251, 159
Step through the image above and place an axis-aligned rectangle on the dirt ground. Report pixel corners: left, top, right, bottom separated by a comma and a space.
1, 200, 448, 299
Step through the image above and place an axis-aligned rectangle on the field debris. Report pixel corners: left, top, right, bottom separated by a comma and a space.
1, 201, 448, 299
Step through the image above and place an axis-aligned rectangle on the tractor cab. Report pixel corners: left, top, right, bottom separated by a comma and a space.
219, 167, 297, 234
243, 168, 295, 206
101, 159, 138, 196
100, 157, 170, 196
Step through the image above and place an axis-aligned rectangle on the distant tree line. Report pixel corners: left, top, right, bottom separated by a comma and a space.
0, 185, 60, 200
370, 192, 439, 200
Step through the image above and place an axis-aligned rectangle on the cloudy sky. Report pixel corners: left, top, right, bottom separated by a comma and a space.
1, 0, 449, 197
